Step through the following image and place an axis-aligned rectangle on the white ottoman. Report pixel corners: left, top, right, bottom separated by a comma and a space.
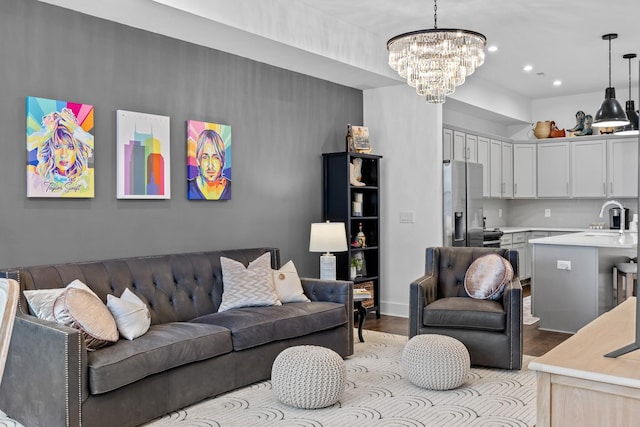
402, 334, 470, 390
271, 345, 346, 409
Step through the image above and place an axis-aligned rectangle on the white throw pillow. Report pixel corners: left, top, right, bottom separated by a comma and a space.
24, 279, 100, 322
107, 288, 151, 340
219, 252, 282, 312
272, 261, 310, 303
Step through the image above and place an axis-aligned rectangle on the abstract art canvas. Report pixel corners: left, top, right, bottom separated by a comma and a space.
187, 120, 232, 200
26, 96, 95, 198
117, 110, 171, 199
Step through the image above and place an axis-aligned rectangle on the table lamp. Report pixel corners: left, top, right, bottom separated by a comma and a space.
309, 221, 348, 280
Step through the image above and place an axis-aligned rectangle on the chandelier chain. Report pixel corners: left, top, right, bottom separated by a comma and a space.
434, 0, 438, 29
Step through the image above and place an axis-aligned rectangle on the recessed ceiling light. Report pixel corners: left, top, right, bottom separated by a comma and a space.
487, 45, 498, 52
553, 80, 562, 86
523, 65, 533, 72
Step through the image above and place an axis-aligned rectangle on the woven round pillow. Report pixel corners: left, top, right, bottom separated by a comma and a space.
402, 334, 470, 390
271, 345, 346, 409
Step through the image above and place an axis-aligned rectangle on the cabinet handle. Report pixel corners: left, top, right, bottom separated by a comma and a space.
566, 182, 569, 193
611, 182, 613, 194
514, 183, 518, 194
603, 183, 606, 194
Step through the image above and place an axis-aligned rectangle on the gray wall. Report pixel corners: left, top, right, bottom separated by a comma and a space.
0, 0, 363, 275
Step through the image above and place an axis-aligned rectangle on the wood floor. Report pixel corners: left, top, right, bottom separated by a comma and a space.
362, 284, 572, 357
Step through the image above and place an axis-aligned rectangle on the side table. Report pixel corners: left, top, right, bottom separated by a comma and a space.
353, 294, 369, 343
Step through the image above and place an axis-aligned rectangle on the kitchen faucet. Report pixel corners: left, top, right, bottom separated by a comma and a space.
599, 200, 625, 234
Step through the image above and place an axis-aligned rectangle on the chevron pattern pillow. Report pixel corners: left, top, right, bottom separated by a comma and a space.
219, 252, 282, 312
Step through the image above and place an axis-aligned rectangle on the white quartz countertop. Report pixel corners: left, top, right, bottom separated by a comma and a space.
499, 226, 589, 234
528, 230, 638, 249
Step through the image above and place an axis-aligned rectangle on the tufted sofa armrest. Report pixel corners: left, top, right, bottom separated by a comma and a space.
409, 274, 436, 338
0, 312, 86, 427
301, 278, 354, 356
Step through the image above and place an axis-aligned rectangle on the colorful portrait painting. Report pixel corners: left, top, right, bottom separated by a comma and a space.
187, 120, 232, 200
26, 96, 95, 198
116, 110, 171, 199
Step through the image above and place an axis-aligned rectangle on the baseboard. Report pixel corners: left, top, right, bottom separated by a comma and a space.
379, 301, 409, 318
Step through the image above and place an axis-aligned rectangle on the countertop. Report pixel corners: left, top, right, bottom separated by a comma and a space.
499, 226, 589, 234
529, 297, 640, 389
528, 230, 638, 249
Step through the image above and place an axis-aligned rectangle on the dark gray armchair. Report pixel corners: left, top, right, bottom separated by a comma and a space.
409, 247, 522, 370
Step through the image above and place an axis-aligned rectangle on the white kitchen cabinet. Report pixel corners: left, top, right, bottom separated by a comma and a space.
571, 139, 607, 198
451, 130, 477, 163
502, 232, 525, 278
443, 128, 453, 161
477, 136, 490, 197
489, 139, 502, 198
513, 143, 537, 198
607, 138, 638, 198
465, 134, 478, 163
537, 142, 570, 197
501, 142, 514, 198
453, 130, 466, 161
525, 231, 549, 283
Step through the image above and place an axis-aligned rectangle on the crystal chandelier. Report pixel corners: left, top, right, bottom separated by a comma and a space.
387, 0, 486, 104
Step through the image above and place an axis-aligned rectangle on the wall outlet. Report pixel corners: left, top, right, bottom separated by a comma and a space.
545, 209, 551, 217
399, 210, 415, 224
498, 208, 502, 217
556, 260, 571, 270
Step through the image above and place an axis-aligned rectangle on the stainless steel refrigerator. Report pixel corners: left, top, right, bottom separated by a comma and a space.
443, 160, 484, 247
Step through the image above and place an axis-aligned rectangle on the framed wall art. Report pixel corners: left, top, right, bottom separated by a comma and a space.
26, 96, 95, 198
116, 110, 171, 199
187, 120, 232, 200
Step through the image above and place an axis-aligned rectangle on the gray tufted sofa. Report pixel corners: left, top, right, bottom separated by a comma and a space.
0, 247, 353, 427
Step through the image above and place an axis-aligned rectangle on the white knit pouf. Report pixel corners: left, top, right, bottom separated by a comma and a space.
402, 334, 470, 390
271, 345, 346, 409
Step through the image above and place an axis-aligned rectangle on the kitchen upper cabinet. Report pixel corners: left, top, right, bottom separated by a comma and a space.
489, 139, 502, 198
465, 134, 478, 163
452, 130, 467, 161
451, 130, 478, 162
608, 138, 638, 198
571, 139, 607, 198
501, 142, 514, 198
477, 136, 490, 197
513, 143, 537, 198
538, 142, 570, 197
443, 128, 453, 161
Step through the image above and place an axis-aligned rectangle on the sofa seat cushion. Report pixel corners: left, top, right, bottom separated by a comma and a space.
423, 297, 505, 332
190, 301, 347, 351
87, 322, 232, 394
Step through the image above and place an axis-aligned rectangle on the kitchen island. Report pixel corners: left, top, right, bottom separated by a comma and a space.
530, 230, 637, 333
529, 297, 640, 426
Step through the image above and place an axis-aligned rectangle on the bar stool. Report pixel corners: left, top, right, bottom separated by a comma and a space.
615, 262, 637, 305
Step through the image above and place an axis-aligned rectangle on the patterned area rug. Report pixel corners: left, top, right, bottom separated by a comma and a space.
523, 296, 540, 326
145, 330, 537, 427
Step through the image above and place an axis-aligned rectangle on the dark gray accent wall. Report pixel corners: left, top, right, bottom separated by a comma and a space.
0, 1, 363, 275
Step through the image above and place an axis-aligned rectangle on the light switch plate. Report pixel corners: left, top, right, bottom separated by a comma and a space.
556, 260, 571, 270
400, 211, 415, 223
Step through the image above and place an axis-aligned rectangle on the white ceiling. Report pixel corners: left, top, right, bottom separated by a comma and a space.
39, 0, 640, 102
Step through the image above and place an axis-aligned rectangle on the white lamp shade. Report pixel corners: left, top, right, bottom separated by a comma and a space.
309, 222, 348, 253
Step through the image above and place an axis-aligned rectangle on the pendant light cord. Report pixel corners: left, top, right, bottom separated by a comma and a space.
628, 56, 632, 101
608, 36, 612, 88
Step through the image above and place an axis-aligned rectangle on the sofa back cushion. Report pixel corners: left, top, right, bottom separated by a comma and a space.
14, 248, 279, 325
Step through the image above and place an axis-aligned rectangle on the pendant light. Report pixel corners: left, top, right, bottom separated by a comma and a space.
615, 53, 639, 135
593, 34, 630, 128
386, 0, 486, 104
